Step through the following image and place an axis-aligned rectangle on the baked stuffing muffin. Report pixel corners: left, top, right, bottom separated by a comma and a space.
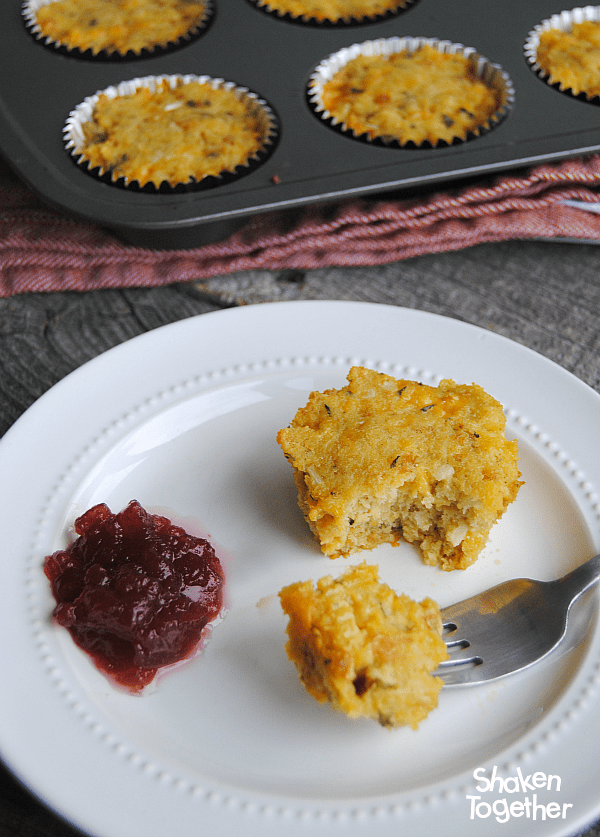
536, 19, 600, 98
32, 0, 208, 56
256, 0, 410, 24
70, 76, 274, 189
277, 366, 522, 570
318, 44, 503, 145
279, 562, 447, 729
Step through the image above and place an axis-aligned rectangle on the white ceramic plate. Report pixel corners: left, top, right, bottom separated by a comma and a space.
1, 301, 599, 837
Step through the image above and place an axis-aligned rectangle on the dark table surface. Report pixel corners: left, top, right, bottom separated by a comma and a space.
1, 238, 600, 837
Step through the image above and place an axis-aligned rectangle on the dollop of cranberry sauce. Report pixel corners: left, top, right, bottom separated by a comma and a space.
44, 500, 224, 693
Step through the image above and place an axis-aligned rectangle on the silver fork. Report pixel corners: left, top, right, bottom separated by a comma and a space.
436, 554, 600, 686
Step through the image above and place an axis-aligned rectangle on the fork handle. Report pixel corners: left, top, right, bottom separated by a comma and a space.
554, 553, 600, 605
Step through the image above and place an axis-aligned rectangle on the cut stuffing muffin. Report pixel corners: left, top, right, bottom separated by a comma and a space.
279, 562, 448, 729
277, 366, 522, 570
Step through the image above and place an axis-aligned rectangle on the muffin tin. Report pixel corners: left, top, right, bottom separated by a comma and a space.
2, 0, 600, 248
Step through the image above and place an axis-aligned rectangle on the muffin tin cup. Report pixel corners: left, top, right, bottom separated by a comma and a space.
22, 0, 214, 60
524, 6, 600, 102
63, 74, 279, 193
307, 36, 515, 148
247, 0, 417, 28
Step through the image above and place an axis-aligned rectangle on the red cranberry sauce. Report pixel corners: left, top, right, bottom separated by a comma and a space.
44, 500, 224, 693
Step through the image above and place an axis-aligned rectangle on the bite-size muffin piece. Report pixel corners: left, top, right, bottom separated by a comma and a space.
279, 562, 448, 729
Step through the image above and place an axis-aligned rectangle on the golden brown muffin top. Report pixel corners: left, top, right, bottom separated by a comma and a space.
35, 0, 206, 55
537, 21, 600, 98
78, 79, 271, 188
320, 45, 501, 145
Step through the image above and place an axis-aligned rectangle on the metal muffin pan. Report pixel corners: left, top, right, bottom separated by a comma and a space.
1, 0, 599, 248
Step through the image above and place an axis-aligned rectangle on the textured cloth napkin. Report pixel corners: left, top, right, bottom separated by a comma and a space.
2, 153, 600, 297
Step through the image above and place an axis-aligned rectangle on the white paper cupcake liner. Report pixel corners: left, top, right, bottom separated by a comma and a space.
64, 74, 279, 192
308, 36, 515, 147
524, 6, 600, 101
247, 0, 417, 27
22, 0, 214, 60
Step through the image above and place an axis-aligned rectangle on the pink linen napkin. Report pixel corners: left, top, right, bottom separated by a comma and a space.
2, 153, 600, 297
